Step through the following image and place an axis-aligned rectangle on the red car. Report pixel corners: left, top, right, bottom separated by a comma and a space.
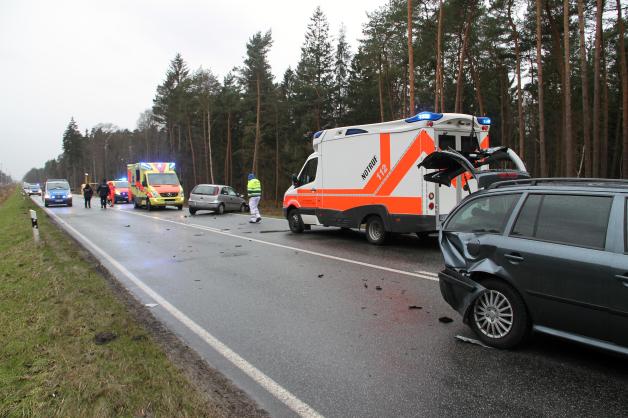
107, 180, 131, 205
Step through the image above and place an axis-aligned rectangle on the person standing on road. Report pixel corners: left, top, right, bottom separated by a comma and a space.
247, 173, 262, 223
96, 179, 109, 209
83, 183, 93, 208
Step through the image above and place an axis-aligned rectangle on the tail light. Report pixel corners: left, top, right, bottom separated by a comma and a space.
428, 202, 435, 210
428, 192, 434, 200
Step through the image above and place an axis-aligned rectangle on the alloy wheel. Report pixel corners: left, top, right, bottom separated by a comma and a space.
473, 290, 514, 339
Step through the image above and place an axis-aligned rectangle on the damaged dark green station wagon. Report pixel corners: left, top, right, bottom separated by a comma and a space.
427, 166, 628, 353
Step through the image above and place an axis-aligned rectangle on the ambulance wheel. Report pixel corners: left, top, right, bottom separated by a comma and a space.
216, 204, 225, 215
288, 209, 304, 233
189, 208, 196, 215
366, 215, 388, 245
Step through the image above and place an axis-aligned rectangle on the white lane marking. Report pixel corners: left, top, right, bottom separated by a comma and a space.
123, 209, 439, 282
415, 270, 439, 277
41, 206, 324, 418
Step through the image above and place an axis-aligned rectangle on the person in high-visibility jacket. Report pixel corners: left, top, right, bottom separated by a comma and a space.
247, 173, 262, 223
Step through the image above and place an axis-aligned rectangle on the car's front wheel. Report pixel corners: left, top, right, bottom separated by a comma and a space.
469, 278, 530, 349
288, 209, 304, 233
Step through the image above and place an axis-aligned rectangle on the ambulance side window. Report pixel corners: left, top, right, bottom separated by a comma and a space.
297, 158, 318, 187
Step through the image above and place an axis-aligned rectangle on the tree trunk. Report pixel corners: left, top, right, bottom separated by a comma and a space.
468, 57, 485, 115
536, 0, 548, 177
187, 118, 197, 185
454, 7, 474, 113
202, 110, 209, 182
435, 0, 444, 112
408, 0, 415, 116
253, 73, 261, 174
275, 106, 280, 204
563, 0, 574, 176
577, 0, 592, 177
601, 53, 609, 177
592, 0, 604, 177
508, 0, 525, 160
617, 0, 628, 178
225, 112, 232, 185
378, 53, 385, 122
207, 110, 214, 184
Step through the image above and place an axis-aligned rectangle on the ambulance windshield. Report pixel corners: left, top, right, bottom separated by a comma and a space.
147, 173, 179, 185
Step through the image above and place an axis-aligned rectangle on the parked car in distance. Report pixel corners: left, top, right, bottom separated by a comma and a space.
22, 182, 30, 194
107, 179, 131, 204
438, 178, 628, 354
28, 183, 42, 195
43, 179, 72, 207
188, 184, 248, 215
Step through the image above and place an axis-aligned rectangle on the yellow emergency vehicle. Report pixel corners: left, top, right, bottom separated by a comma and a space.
127, 162, 184, 211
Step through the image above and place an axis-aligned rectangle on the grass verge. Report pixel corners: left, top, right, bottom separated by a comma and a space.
0, 190, 260, 417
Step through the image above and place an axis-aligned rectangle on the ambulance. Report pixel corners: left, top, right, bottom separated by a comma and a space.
127, 162, 184, 211
282, 112, 528, 244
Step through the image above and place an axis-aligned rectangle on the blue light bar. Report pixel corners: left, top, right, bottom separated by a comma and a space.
313, 130, 323, 139
405, 112, 444, 123
477, 117, 491, 125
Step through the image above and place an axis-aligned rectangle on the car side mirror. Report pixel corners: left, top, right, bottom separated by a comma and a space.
291, 174, 300, 187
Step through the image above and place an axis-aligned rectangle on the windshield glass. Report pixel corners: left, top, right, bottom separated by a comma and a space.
147, 173, 179, 185
114, 181, 129, 188
30, 185, 40, 190
47, 181, 70, 190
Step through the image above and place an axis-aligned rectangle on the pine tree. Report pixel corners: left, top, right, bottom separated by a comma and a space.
296, 6, 334, 131
62, 117, 83, 187
333, 24, 352, 124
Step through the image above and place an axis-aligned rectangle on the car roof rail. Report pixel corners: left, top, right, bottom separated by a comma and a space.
488, 177, 628, 190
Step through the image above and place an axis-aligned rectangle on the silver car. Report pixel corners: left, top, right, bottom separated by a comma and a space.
188, 184, 248, 215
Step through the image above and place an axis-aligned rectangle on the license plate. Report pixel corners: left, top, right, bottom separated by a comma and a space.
55, 199, 64, 202
165, 198, 175, 202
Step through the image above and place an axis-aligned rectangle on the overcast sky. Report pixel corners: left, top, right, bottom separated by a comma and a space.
0, 0, 385, 179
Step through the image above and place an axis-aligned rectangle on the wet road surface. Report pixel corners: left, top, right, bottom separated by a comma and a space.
35, 200, 628, 417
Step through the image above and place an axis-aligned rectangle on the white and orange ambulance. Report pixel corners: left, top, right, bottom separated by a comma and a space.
282, 112, 528, 244
127, 162, 184, 211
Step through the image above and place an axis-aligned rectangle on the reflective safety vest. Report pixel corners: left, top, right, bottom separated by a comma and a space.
247, 178, 262, 197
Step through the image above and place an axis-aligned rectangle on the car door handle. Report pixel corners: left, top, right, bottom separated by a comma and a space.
615, 274, 628, 287
310, 188, 317, 192
504, 253, 524, 262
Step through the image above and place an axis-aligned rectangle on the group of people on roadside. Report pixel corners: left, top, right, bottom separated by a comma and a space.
82, 174, 264, 221
81, 179, 111, 209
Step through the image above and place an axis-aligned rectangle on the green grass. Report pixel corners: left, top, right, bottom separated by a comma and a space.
0, 189, 219, 417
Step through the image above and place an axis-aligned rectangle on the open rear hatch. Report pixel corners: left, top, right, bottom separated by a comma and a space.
418, 146, 530, 189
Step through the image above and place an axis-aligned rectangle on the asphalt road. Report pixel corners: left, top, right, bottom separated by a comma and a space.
35, 198, 628, 417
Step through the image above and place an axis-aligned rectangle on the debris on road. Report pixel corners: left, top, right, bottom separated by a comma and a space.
318, 274, 324, 278
124, 224, 131, 227
235, 245, 242, 248
363, 283, 368, 288
375, 286, 382, 291
438, 316, 453, 323
408, 305, 422, 310
94, 331, 117, 345
455, 335, 491, 348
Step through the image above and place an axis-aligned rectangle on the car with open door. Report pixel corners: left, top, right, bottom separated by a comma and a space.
188, 184, 248, 215
436, 178, 628, 354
